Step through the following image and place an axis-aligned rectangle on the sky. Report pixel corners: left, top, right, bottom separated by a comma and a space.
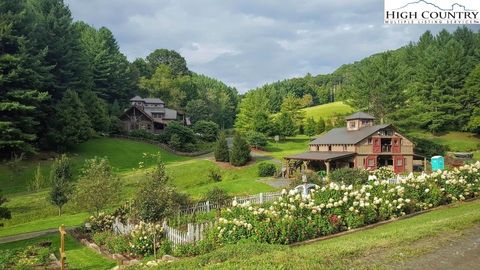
65, 0, 479, 92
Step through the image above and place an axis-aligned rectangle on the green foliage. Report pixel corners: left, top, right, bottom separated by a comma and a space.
128, 222, 165, 256
229, 133, 251, 167
203, 187, 231, 206
258, 162, 277, 177
276, 112, 297, 138
81, 90, 110, 133
28, 164, 45, 192
48, 154, 73, 215
168, 134, 182, 151
48, 89, 93, 150
208, 168, 222, 182
317, 117, 326, 134
92, 231, 130, 254
193, 120, 220, 142
304, 117, 317, 137
235, 90, 273, 134
245, 131, 268, 149
87, 212, 115, 232
0, 190, 11, 227
165, 121, 196, 145
214, 132, 230, 162
146, 48, 190, 77
408, 135, 449, 158
73, 157, 122, 215
329, 168, 370, 186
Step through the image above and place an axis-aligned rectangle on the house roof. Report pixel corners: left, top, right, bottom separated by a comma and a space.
130, 96, 164, 104
309, 124, 391, 145
285, 151, 355, 161
345, 112, 375, 120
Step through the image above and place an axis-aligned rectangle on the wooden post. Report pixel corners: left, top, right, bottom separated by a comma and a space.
325, 161, 330, 181
259, 193, 264, 204
59, 224, 66, 270
423, 157, 427, 172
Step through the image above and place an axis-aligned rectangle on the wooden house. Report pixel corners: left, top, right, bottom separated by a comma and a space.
284, 112, 426, 177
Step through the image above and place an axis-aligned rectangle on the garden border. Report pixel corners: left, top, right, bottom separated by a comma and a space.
109, 134, 212, 157
289, 197, 479, 247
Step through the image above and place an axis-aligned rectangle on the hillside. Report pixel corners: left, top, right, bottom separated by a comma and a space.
300, 101, 353, 121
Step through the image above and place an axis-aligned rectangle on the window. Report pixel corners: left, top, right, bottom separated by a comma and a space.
349, 121, 356, 128
368, 159, 374, 167
368, 138, 373, 144
328, 145, 332, 151
396, 159, 403, 166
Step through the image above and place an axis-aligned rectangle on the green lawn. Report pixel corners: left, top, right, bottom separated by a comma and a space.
154, 199, 480, 270
0, 137, 189, 195
0, 234, 116, 270
264, 135, 310, 160
301, 101, 354, 121
409, 131, 480, 152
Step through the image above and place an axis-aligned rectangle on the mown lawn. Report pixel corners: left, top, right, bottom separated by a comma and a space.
409, 131, 480, 152
263, 135, 310, 160
0, 234, 116, 270
0, 137, 188, 195
301, 101, 354, 121
154, 199, 480, 270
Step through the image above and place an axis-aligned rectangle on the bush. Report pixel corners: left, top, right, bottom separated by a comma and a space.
193, 120, 220, 142
129, 222, 164, 256
203, 187, 231, 206
329, 168, 370, 186
165, 121, 196, 145
87, 212, 115, 232
214, 132, 229, 162
208, 168, 222, 182
128, 129, 158, 141
229, 133, 250, 166
408, 135, 449, 158
168, 134, 182, 151
258, 162, 277, 177
245, 131, 268, 149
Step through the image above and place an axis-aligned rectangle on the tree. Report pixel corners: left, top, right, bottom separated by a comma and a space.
203, 187, 231, 206
164, 121, 196, 145
28, 164, 45, 191
134, 158, 188, 222
48, 89, 93, 149
48, 154, 73, 215
74, 157, 122, 215
186, 99, 211, 124
245, 131, 268, 149
193, 120, 219, 142
304, 117, 317, 137
235, 91, 272, 134
214, 132, 230, 162
462, 65, 480, 133
317, 117, 326, 134
229, 133, 251, 166
146, 49, 189, 77
276, 112, 296, 138
138, 65, 185, 109
0, 0, 50, 157
81, 90, 110, 133
0, 190, 12, 227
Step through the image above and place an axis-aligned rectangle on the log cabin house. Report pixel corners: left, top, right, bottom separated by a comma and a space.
284, 112, 426, 177
120, 96, 190, 133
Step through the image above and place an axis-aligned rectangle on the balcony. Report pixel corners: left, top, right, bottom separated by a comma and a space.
381, 145, 392, 153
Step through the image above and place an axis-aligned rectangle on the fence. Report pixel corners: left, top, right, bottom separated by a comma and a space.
179, 191, 282, 215
162, 221, 214, 246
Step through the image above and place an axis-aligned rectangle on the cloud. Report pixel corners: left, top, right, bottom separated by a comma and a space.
65, 0, 479, 92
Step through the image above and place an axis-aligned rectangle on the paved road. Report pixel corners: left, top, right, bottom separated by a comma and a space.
0, 228, 59, 244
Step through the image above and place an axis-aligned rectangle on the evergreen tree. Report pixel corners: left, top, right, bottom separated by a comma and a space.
304, 117, 317, 137
229, 133, 250, 166
317, 117, 326, 134
462, 65, 480, 134
276, 112, 296, 138
214, 132, 230, 162
0, 190, 12, 227
48, 154, 73, 215
81, 90, 110, 132
0, 0, 50, 157
235, 90, 272, 134
48, 89, 93, 149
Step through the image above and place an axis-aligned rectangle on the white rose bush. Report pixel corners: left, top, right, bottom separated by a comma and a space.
213, 162, 480, 245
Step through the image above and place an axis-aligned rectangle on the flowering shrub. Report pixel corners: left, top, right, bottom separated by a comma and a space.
88, 212, 115, 232
129, 222, 164, 256
213, 162, 480, 245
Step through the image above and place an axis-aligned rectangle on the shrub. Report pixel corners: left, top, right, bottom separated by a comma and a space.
48, 154, 73, 215
203, 187, 231, 206
128, 129, 158, 141
168, 134, 182, 150
208, 168, 222, 182
88, 212, 115, 232
245, 131, 268, 149
329, 168, 370, 186
229, 133, 251, 166
193, 120, 220, 142
408, 135, 449, 158
165, 121, 196, 145
258, 162, 277, 177
129, 222, 164, 256
0, 190, 11, 227
214, 132, 230, 162
105, 234, 130, 254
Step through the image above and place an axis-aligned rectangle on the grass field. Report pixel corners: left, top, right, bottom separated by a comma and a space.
301, 101, 353, 121
0, 234, 116, 269
154, 199, 480, 270
0, 137, 188, 195
264, 135, 310, 160
409, 131, 480, 152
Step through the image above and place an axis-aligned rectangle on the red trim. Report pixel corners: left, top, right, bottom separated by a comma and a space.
393, 155, 404, 173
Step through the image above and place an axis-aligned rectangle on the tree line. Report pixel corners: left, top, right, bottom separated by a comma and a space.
0, 0, 238, 159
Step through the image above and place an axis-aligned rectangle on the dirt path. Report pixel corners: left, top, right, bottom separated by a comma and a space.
393, 225, 480, 270
0, 228, 59, 244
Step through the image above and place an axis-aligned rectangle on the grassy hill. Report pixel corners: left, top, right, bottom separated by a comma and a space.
301, 101, 354, 121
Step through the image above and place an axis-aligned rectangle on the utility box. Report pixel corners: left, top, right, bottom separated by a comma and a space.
431, 156, 444, 171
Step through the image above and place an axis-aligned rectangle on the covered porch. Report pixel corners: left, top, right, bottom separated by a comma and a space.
284, 152, 356, 178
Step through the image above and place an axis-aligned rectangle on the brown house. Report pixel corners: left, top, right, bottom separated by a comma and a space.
285, 112, 426, 177
120, 96, 190, 133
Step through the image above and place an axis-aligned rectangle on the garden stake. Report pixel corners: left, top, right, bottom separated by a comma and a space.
59, 224, 66, 270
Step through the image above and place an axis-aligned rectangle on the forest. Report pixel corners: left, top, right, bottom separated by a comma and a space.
239, 27, 480, 136
0, 0, 237, 158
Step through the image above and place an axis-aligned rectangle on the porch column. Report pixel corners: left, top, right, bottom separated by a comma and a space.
423, 157, 427, 172
325, 160, 330, 181
302, 161, 307, 172
285, 159, 290, 178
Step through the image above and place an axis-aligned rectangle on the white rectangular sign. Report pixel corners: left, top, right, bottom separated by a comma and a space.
384, 0, 480, 24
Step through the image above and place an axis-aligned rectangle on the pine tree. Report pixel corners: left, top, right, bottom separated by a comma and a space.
48, 154, 73, 215
0, 0, 50, 157
317, 117, 326, 134
48, 89, 93, 149
276, 112, 296, 138
214, 132, 230, 162
229, 133, 250, 166
304, 117, 317, 137
81, 90, 110, 133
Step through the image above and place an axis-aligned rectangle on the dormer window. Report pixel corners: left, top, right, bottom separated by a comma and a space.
349, 121, 356, 128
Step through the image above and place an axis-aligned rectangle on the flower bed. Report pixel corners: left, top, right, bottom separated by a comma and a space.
213, 162, 480, 245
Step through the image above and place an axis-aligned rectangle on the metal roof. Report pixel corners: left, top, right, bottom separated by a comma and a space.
345, 112, 375, 120
285, 151, 355, 161
309, 124, 391, 145
129, 96, 164, 104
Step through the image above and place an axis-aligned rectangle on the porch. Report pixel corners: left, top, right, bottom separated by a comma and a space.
284, 152, 355, 178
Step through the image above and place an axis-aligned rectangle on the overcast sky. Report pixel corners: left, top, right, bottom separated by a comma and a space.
65, 0, 479, 92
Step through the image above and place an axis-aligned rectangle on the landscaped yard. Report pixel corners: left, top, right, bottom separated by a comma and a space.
150, 199, 480, 270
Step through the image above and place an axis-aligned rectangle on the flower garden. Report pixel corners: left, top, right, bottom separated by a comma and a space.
78, 162, 480, 262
